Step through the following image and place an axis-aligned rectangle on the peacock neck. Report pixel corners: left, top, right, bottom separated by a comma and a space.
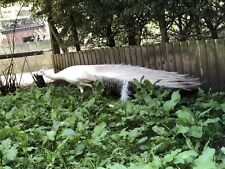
43, 72, 60, 80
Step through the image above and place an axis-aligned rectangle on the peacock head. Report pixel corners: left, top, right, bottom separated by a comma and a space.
39, 69, 46, 75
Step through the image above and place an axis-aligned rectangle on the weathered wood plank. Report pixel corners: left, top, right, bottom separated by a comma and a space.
73, 52, 80, 65
197, 40, 209, 88
82, 50, 89, 65
215, 39, 225, 90
130, 46, 138, 65
147, 45, 157, 69
188, 40, 200, 77
166, 42, 176, 72
119, 47, 126, 64
86, 50, 92, 65
90, 49, 97, 64
78, 51, 85, 65
113, 47, 121, 64
99, 48, 106, 64
136, 46, 144, 66
173, 42, 183, 74
124, 46, 132, 64
206, 40, 219, 90
104, 48, 111, 64
160, 43, 169, 71
154, 44, 163, 70
95, 49, 101, 64
109, 48, 116, 64
180, 41, 190, 74
140, 45, 149, 68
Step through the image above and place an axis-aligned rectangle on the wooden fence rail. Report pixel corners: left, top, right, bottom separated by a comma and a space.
52, 39, 225, 90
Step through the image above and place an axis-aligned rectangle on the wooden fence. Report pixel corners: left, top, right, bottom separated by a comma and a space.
52, 39, 225, 90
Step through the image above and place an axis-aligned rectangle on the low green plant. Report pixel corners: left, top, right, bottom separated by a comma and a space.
0, 81, 225, 168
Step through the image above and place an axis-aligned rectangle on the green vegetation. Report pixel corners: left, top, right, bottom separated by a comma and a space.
1, 1, 225, 52
0, 81, 225, 168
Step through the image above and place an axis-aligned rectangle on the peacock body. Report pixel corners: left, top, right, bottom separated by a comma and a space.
40, 64, 201, 100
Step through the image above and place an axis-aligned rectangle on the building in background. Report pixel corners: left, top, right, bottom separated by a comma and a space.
0, 3, 49, 45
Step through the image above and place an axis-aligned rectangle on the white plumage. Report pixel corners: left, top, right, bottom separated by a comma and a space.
40, 64, 200, 100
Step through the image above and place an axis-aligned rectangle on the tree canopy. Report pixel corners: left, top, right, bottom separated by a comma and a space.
1, 0, 225, 53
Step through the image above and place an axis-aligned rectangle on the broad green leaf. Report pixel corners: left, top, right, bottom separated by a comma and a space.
152, 126, 167, 136
174, 150, 198, 164
193, 147, 217, 169
6, 146, 18, 161
2, 167, 12, 169
91, 122, 109, 146
201, 118, 220, 126
109, 163, 127, 169
163, 149, 181, 164
176, 110, 194, 125
221, 103, 225, 112
163, 91, 180, 111
221, 147, 225, 154
175, 124, 189, 134
46, 131, 56, 141
75, 143, 85, 156
188, 126, 203, 138
61, 128, 75, 137
137, 137, 148, 144
165, 167, 173, 169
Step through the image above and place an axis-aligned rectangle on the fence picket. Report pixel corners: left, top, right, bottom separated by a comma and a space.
180, 41, 190, 74
154, 44, 163, 70
140, 45, 149, 68
124, 46, 131, 64
94, 49, 101, 64
113, 47, 121, 64
136, 46, 144, 66
206, 40, 219, 89
147, 45, 157, 69
166, 43, 176, 72
215, 39, 225, 90
109, 48, 116, 64
197, 40, 209, 88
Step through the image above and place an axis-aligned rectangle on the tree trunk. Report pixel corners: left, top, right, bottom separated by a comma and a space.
48, 17, 61, 54
157, 11, 169, 43
128, 31, 137, 46
106, 22, 115, 47
69, 16, 81, 51
204, 19, 218, 39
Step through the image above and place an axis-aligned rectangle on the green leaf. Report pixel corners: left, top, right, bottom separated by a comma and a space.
176, 110, 194, 125
75, 143, 85, 156
221, 103, 225, 112
221, 147, 225, 154
152, 126, 167, 136
91, 122, 109, 146
46, 131, 56, 141
109, 163, 127, 169
188, 126, 203, 138
163, 149, 181, 164
201, 118, 220, 126
2, 167, 12, 169
61, 128, 75, 137
163, 91, 180, 111
174, 150, 198, 164
6, 146, 18, 161
193, 147, 217, 169
175, 124, 189, 134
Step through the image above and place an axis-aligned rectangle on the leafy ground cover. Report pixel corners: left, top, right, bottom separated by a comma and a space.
0, 80, 225, 169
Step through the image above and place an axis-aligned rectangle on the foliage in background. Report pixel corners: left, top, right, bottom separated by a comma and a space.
1, 0, 225, 51
0, 81, 225, 168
